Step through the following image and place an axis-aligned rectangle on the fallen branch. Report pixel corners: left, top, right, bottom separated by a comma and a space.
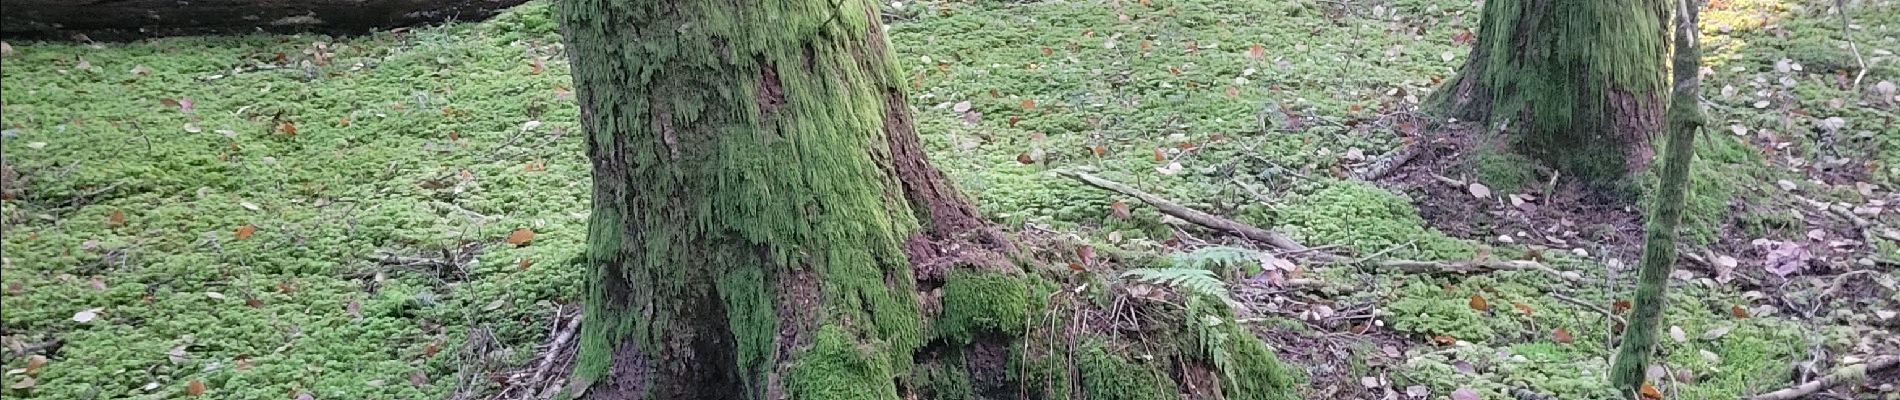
1375, 259, 1586, 284
1351, 140, 1431, 181
4, 338, 63, 359
1548, 292, 1627, 326
485, 307, 583, 400
1748, 356, 1899, 400
1058, 171, 1313, 253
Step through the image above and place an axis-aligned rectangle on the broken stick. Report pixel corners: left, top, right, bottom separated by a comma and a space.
1376, 259, 1587, 284
1748, 356, 1898, 400
1058, 171, 1313, 253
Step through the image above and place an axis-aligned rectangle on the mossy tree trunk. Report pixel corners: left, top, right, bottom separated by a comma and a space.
1430, 0, 1670, 187
558, 1, 1293, 400
1609, 0, 1702, 396
556, 0, 992, 398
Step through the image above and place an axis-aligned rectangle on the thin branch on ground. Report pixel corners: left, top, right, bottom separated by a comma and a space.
1834, 0, 1869, 90
1547, 292, 1628, 328
1351, 140, 1431, 181
1058, 170, 1317, 255
1747, 356, 1898, 400
1375, 259, 1587, 284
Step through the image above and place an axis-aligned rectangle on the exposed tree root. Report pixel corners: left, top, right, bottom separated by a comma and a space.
1747, 356, 1898, 400
1057, 171, 1313, 254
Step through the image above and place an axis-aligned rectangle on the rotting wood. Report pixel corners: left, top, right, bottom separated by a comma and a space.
1747, 356, 1898, 400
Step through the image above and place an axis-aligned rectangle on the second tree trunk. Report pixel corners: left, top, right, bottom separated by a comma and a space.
1433, 0, 1670, 187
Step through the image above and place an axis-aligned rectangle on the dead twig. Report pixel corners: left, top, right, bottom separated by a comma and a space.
1547, 292, 1627, 327
1375, 259, 1586, 284
1834, 0, 1869, 91
1057, 171, 1317, 255
1351, 140, 1431, 181
1747, 356, 1898, 400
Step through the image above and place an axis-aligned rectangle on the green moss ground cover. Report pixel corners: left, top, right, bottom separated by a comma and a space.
2, 0, 1892, 398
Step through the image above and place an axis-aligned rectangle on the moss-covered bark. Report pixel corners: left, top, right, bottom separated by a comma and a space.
1610, 0, 1702, 396
557, 0, 1295, 399
558, 1, 927, 397
1430, 0, 1669, 187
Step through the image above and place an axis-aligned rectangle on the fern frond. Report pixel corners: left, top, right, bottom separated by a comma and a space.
1120, 267, 1233, 303
1164, 246, 1268, 277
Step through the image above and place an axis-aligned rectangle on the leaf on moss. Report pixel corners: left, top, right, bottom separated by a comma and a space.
507, 228, 535, 246
1638, 382, 1662, 399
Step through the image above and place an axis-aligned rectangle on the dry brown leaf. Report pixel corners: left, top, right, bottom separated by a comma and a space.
1552, 327, 1574, 344
1468, 294, 1489, 311
1514, 303, 1534, 316
24, 355, 46, 374
1021, 98, 1036, 110
235, 224, 257, 240
1247, 43, 1265, 59
1110, 201, 1130, 220
1432, 335, 1457, 345
506, 228, 535, 246
186, 379, 206, 396
107, 210, 126, 227
1638, 383, 1662, 399
517, 258, 533, 270
1730, 304, 1749, 318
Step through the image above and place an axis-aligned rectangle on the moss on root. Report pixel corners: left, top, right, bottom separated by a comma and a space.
1075, 339, 1176, 400
787, 326, 903, 400
935, 270, 1036, 345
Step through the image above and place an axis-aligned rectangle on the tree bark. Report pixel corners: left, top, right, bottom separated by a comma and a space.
1609, 0, 1702, 396
557, 0, 952, 397
557, 1, 1295, 399
0, 0, 528, 39
1429, 0, 1669, 188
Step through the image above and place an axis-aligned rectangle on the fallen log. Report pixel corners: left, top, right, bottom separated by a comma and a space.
1, 0, 529, 39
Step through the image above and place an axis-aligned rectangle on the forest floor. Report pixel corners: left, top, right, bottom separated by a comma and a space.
1, 0, 1896, 399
